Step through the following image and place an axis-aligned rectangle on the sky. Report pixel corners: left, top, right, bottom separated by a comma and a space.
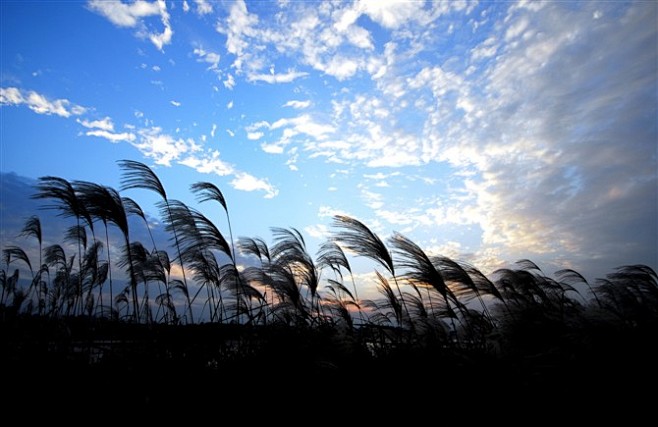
1, 0, 657, 297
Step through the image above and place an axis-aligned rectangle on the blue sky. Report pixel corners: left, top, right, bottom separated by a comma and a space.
1, 0, 656, 297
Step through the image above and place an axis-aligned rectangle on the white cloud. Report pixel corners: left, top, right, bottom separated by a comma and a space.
224, 74, 236, 90
363, 172, 399, 180
471, 36, 498, 61
87, 0, 160, 27
133, 127, 189, 166
1, 87, 86, 117
183, 1, 190, 13
211, 124, 217, 138
247, 70, 308, 84
283, 100, 311, 109
359, 186, 384, 210
318, 205, 352, 219
216, 0, 259, 71
77, 116, 114, 131
261, 142, 284, 154
227, 100, 234, 109
323, 55, 360, 80
213, 0, 382, 82
231, 172, 278, 198
226, 129, 235, 137
194, 0, 213, 15
152, 65, 161, 72
86, 129, 136, 143
332, 5, 374, 49
170, 100, 181, 107
271, 114, 335, 139
193, 47, 220, 71
358, 0, 426, 29
175, 149, 278, 199
87, 0, 173, 51
304, 224, 329, 239
179, 150, 234, 176
0, 87, 22, 104
245, 114, 336, 158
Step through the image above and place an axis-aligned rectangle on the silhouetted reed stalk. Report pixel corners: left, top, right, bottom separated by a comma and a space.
118, 160, 193, 323
33, 177, 100, 316
191, 182, 238, 323
332, 215, 412, 329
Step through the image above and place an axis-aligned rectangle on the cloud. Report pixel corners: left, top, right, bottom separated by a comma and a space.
261, 142, 284, 154
304, 224, 329, 239
1, 87, 86, 117
77, 116, 114, 131
244, 114, 337, 158
183, 1, 190, 13
85, 129, 136, 143
405, 1, 658, 276
470, 36, 498, 61
128, 130, 277, 199
216, 0, 259, 71
179, 150, 234, 176
193, 47, 220, 71
247, 70, 308, 84
133, 127, 190, 166
236, 1, 652, 279
358, 0, 427, 29
323, 56, 361, 80
318, 205, 352, 219
194, 0, 213, 15
271, 114, 335, 139
87, 0, 173, 51
224, 74, 236, 89
230, 172, 278, 198
87, 0, 160, 27
283, 100, 311, 109
170, 100, 181, 107
214, 1, 382, 81
247, 132, 264, 140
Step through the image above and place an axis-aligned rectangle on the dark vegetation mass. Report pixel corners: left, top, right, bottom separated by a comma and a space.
2, 160, 656, 409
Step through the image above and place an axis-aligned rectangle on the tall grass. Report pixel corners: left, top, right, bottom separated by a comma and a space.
2, 160, 656, 363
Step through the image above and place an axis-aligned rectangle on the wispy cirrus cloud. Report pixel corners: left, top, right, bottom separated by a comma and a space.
179, 150, 234, 176
131, 126, 278, 198
86, 129, 136, 143
215, 0, 258, 72
247, 69, 308, 84
1, 87, 86, 117
249, 114, 336, 155
87, 0, 173, 51
77, 115, 136, 143
77, 116, 114, 131
193, 47, 220, 72
283, 100, 311, 109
